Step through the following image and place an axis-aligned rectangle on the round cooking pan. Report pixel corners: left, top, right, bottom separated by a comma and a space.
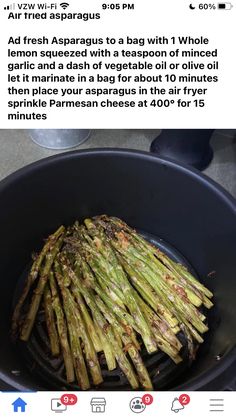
0, 149, 235, 391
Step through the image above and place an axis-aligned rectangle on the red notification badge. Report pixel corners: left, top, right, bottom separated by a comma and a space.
60, 394, 78, 406
142, 394, 154, 406
179, 394, 190, 406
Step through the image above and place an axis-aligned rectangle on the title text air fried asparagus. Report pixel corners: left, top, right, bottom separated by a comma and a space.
12, 215, 214, 389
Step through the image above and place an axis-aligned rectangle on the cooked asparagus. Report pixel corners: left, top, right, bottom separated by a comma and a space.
56, 260, 103, 385
11, 215, 213, 390
11, 225, 65, 339
49, 271, 75, 383
20, 229, 65, 341
94, 294, 153, 390
43, 284, 60, 356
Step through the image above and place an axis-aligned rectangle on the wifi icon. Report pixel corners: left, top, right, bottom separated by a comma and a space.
60, 2, 69, 9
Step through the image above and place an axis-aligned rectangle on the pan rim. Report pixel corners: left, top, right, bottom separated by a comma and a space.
0, 147, 235, 213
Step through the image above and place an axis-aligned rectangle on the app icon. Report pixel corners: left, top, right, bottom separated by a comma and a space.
51, 398, 67, 413
130, 397, 146, 413
90, 397, 106, 413
171, 394, 190, 413
209, 398, 224, 412
12, 397, 27, 413
171, 398, 184, 413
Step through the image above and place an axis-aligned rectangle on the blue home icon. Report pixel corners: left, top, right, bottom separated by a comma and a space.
12, 397, 27, 413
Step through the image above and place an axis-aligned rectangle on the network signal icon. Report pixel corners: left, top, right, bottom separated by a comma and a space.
60, 2, 69, 9
4, 3, 15, 10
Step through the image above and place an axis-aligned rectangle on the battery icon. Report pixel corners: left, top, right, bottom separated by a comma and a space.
218, 2, 233, 8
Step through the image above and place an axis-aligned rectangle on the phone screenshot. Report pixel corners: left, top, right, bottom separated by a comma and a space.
0, 1, 235, 417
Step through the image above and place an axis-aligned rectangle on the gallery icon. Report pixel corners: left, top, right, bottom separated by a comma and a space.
90, 397, 106, 413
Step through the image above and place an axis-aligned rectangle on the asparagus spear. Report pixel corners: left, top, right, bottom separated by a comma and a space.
180, 322, 196, 361
155, 252, 213, 309
133, 292, 182, 363
104, 216, 213, 300
67, 256, 103, 353
74, 285, 139, 389
62, 257, 139, 389
75, 254, 143, 347
113, 252, 182, 361
56, 263, 103, 386
76, 228, 157, 354
66, 315, 90, 389
115, 252, 179, 332
116, 250, 204, 342
72, 287, 102, 353
82, 222, 193, 356
95, 295, 153, 390
75, 253, 140, 351
92, 316, 116, 371
117, 251, 182, 349
82, 250, 126, 309
111, 232, 206, 319
92, 309, 139, 389
63, 257, 116, 371
111, 324, 123, 349
63, 289, 103, 385
53, 261, 90, 390
65, 232, 127, 310
20, 230, 65, 341
173, 262, 213, 301
11, 225, 65, 339
71, 229, 128, 309
49, 272, 75, 383
94, 215, 207, 343
120, 231, 206, 308
130, 228, 213, 298
112, 239, 208, 334
43, 284, 60, 356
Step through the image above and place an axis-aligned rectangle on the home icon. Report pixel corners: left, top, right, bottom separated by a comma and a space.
90, 397, 106, 413
12, 397, 27, 413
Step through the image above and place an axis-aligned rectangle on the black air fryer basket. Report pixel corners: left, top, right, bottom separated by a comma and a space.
0, 149, 235, 391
